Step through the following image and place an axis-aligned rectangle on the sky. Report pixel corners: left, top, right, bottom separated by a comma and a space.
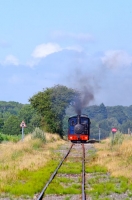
0, 0, 132, 106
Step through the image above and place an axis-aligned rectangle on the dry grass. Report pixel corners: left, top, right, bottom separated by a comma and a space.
0, 133, 66, 190
93, 135, 132, 180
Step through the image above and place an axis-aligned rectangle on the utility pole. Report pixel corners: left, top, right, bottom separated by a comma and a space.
99, 125, 101, 142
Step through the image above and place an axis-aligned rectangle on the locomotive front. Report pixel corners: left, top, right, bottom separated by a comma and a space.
74, 115, 84, 134
68, 114, 90, 142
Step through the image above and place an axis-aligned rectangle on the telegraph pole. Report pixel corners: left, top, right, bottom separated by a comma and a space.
99, 125, 101, 142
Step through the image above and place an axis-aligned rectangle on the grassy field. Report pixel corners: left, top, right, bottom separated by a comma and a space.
0, 132, 66, 199
93, 133, 132, 179
1, 131, 132, 199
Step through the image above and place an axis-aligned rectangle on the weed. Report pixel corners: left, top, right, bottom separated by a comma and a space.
59, 161, 82, 174
64, 196, 71, 200
110, 131, 124, 146
87, 171, 130, 199
85, 165, 107, 173
4, 160, 60, 196
32, 127, 46, 142
11, 150, 23, 160
32, 139, 43, 150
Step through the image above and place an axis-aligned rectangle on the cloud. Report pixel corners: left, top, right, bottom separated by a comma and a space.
30, 42, 83, 67
2, 55, 19, 66
32, 43, 62, 58
51, 31, 94, 42
101, 50, 132, 68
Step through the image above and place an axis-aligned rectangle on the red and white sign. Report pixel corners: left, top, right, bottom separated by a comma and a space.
20, 121, 27, 128
111, 128, 117, 133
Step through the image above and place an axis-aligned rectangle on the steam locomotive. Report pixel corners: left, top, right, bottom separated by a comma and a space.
68, 114, 90, 142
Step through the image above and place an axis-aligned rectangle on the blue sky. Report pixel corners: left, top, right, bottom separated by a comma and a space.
1, 0, 132, 106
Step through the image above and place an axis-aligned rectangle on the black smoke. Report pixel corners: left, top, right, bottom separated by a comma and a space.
71, 68, 96, 115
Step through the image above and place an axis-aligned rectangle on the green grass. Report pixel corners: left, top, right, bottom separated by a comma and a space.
85, 164, 107, 173
0, 133, 21, 143
45, 159, 82, 195
3, 160, 60, 197
86, 172, 131, 199
58, 161, 82, 174
46, 182, 80, 195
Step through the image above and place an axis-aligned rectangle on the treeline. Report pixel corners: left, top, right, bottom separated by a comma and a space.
0, 101, 41, 136
65, 103, 132, 139
1, 85, 132, 140
0, 85, 76, 138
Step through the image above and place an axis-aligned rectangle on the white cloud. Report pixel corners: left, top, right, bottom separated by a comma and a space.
32, 43, 62, 58
2, 55, 19, 66
101, 50, 132, 68
26, 58, 40, 68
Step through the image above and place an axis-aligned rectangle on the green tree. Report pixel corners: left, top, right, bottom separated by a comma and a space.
107, 106, 128, 124
18, 104, 42, 134
0, 101, 23, 115
84, 103, 107, 121
29, 85, 75, 136
0, 118, 4, 131
120, 120, 132, 134
30, 114, 41, 128
18, 104, 35, 124
3, 115, 21, 135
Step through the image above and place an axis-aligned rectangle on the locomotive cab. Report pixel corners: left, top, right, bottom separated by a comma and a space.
68, 114, 90, 142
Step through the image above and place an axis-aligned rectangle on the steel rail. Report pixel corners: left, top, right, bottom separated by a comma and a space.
82, 143, 86, 200
36, 143, 74, 200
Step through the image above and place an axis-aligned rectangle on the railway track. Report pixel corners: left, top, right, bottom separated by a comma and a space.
35, 143, 87, 200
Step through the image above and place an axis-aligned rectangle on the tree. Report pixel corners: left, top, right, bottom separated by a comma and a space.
18, 104, 35, 124
29, 85, 76, 136
3, 115, 21, 135
120, 120, 132, 134
0, 118, 4, 131
107, 106, 128, 124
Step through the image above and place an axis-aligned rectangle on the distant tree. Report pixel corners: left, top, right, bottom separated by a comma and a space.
29, 85, 76, 136
107, 106, 128, 124
99, 103, 107, 119
125, 105, 132, 120
30, 114, 41, 128
90, 120, 99, 139
120, 120, 132, 134
18, 104, 35, 124
0, 118, 4, 131
0, 101, 23, 115
84, 103, 107, 121
3, 115, 21, 135
2, 112, 12, 121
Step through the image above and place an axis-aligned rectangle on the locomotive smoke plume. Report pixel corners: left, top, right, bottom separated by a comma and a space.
71, 69, 96, 115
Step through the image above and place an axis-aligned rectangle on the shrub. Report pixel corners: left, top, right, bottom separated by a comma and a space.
110, 131, 124, 146
32, 127, 46, 142
0, 133, 4, 143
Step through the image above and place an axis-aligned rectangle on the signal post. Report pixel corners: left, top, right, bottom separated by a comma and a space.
20, 121, 27, 141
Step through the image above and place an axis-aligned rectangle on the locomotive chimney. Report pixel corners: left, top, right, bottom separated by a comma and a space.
77, 114, 81, 124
